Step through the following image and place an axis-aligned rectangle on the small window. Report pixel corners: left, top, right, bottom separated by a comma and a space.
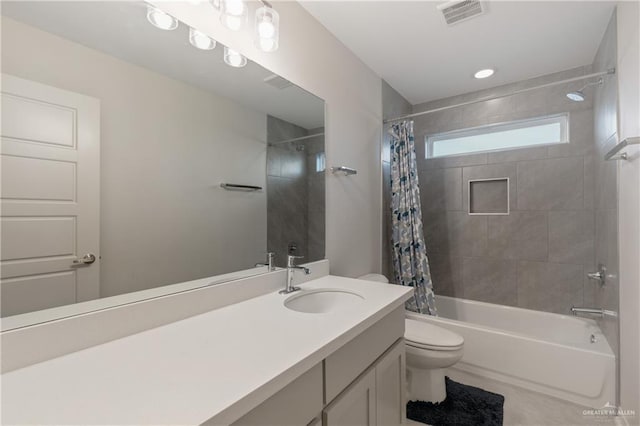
315, 152, 326, 172
426, 114, 568, 158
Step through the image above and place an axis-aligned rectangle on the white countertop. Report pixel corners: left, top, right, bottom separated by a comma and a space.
1, 275, 412, 425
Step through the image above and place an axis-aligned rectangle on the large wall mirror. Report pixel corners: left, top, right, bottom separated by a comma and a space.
0, 1, 325, 327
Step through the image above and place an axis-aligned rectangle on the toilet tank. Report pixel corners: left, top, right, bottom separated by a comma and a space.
357, 274, 389, 283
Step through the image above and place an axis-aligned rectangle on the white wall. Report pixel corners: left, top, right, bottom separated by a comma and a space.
1, 17, 267, 297
616, 1, 640, 417
151, 1, 384, 278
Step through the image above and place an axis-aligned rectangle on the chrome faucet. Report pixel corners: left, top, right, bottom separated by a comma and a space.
571, 306, 618, 318
586, 264, 607, 286
279, 255, 310, 294
255, 252, 276, 272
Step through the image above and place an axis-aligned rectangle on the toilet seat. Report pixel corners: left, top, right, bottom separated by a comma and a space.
406, 339, 463, 351
405, 319, 464, 351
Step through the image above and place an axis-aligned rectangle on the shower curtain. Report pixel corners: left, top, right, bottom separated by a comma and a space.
389, 120, 437, 315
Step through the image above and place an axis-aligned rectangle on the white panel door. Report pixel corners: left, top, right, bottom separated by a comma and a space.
1, 74, 100, 317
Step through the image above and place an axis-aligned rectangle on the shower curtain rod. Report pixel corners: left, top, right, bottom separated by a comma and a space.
268, 132, 325, 146
383, 68, 616, 124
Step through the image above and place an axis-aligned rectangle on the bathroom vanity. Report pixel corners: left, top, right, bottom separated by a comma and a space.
232, 302, 406, 426
1, 265, 412, 425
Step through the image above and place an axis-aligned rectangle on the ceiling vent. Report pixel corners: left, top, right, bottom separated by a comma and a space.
264, 74, 293, 90
437, 0, 486, 26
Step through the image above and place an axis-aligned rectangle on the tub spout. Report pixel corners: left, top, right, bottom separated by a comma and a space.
570, 306, 618, 318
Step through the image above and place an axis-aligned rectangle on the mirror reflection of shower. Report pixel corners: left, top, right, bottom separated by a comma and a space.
566, 77, 604, 102
266, 115, 326, 268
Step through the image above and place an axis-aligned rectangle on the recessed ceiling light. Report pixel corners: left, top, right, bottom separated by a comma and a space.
474, 68, 495, 79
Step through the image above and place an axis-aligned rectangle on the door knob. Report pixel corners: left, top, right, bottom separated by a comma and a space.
73, 253, 96, 265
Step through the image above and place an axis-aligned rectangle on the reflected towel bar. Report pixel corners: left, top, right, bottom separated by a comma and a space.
605, 136, 640, 161
220, 183, 262, 191
330, 166, 357, 176
269, 132, 325, 146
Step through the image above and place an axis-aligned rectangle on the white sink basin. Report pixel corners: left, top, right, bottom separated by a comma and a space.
284, 288, 365, 314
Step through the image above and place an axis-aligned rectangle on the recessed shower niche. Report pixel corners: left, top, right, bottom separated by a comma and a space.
468, 178, 510, 215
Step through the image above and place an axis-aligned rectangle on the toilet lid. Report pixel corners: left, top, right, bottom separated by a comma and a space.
405, 319, 464, 349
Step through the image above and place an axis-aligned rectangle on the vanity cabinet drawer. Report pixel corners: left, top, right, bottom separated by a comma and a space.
324, 306, 404, 403
231, 363, 323, 426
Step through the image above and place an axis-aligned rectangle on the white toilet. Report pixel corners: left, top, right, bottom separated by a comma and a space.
404, 318, 464, 403
358, 273, 465, 403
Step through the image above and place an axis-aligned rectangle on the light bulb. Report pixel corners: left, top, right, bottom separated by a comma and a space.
146, 5, 178, 30
223, 46, 247, 68
254, 6, 279, 52
258, 20, 275, 39
220, 0, 247, 30
189, 27, 216, 50
222, 14, 242, 31
229, 55, 242, 67
259, 38, 275, 52
225, 0, 244, 15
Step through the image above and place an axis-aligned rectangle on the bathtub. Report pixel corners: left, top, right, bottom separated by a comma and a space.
406, 295, 616, 408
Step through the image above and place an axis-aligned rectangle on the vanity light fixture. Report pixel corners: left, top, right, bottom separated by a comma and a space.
189, 27, 217, 50
220, 0, 247, 31
255, 3, 279, 52
146, 4, 178, 30
224, 46, 247, 67
474, 68, 495, 79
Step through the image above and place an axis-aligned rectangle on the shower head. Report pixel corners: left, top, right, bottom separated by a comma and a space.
566, 91, 586, 102
566, 78, 603, 102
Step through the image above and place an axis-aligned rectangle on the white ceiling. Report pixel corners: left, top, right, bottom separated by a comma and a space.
300, 1, 616, 105
2, 1, 325, 130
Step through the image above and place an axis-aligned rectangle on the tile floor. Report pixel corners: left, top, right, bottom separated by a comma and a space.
407, 368, 623, 426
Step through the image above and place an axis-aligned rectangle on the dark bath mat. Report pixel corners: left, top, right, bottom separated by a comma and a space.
407, 376, 504, 426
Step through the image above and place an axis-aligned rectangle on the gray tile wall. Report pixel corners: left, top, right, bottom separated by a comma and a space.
409, 66, 597, 315
591, 12, 620, 364
267, 117, 325, 267
382, 81, 413, 282
306, 127, 326, 263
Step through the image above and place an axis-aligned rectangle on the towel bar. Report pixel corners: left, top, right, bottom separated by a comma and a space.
220, 183, 262, 191
330, 166, 357, 176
